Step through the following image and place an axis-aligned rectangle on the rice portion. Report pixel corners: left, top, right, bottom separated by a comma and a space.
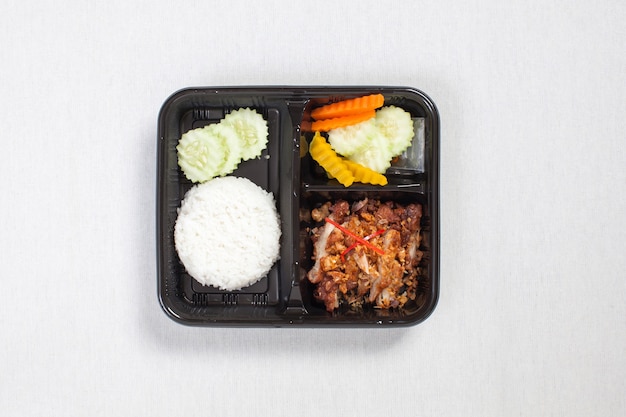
174, 176, 281, 290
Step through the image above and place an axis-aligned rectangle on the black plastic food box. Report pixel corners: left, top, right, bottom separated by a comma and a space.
157, 86, 440, 327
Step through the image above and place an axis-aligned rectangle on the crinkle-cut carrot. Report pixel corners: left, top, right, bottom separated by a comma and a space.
310, 110, 376, 132
311, 94, 385, 120
309, 132, 355, 187
343, 160, 388, 186
300, 119, 312, 132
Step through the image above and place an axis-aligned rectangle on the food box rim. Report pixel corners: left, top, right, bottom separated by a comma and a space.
156, 85, 440, 328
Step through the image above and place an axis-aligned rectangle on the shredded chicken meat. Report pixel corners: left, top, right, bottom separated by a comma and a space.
307, 199, 423, 312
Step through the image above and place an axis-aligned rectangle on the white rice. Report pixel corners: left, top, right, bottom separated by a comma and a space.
174, 176, 281, 290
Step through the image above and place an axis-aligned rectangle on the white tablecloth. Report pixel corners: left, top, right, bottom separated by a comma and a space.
1, 1, 625, 415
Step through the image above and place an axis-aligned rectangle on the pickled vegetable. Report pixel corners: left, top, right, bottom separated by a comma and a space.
176, 108, 268, 183
309, 132, 355, 187
310, 110, 376, 132
375, 105, 414, 156
327, 118, 376, 157
324, 105, 415, 174
222, 108, 269, 161
343, 159, 388, 186
311, 93, 384, 120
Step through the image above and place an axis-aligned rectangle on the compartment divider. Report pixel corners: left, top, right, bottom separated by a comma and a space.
280, 99, 309, 316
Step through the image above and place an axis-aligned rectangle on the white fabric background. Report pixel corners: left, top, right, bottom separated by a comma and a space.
1, 0, 625, 416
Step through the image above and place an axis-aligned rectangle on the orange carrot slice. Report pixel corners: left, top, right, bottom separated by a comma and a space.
310, 110, 376, 132
311, 94, 385, 120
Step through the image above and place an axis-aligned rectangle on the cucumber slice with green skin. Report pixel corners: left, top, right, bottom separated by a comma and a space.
176, 123, 243, 182
326, 106, 414, 174
176, 108, 269, 183
176, 126, 226, 183
375, 105, 415, 156
206, 122, 243, 177
327, 118, 376, 157
348, 134, 394, 174
222, 108, 269, 161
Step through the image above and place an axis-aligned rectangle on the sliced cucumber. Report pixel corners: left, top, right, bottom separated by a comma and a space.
375, 105, 415, 156
326, 105, 414, 174
222, 108, 269, 161
177, 126, 226, 182
176, 123, 243, 182
176, 108, 269, 183
348, 134, 394, 174
327, 118, 376, 157
206, 122, 243, 177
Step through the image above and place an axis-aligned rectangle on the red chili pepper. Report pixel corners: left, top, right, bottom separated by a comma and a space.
325, 217, 385, 257
341, 229, 386, 261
